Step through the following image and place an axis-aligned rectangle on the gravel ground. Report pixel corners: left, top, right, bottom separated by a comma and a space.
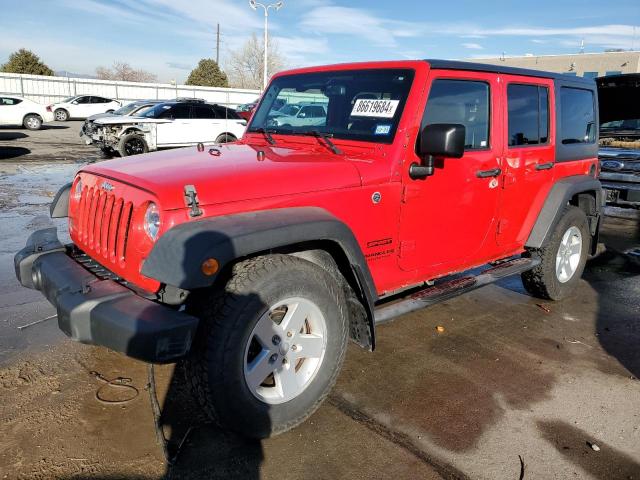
0, 123, 639, 479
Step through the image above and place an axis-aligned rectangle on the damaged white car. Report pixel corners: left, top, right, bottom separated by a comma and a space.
87, 98, 247, 157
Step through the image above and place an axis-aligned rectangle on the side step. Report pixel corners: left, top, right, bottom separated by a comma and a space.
374, 257, 540, 325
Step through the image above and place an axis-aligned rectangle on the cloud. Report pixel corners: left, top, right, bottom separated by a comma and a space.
300, 6, 422, 47
274, 36, 330, 65
166, 62, 192, 71
462, 42, 483, 50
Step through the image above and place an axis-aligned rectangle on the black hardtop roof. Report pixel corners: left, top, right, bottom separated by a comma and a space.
425, 59, 596, 86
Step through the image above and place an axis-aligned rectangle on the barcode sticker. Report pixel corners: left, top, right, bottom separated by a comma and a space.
351, 99, 399, 118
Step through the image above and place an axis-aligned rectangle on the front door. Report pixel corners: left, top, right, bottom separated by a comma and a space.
155, 104, 192, 145
496, 75, 556, 247
398, 71, 503, 276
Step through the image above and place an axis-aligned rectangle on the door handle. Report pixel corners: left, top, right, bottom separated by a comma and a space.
535, 162, 554, 171
476, 168, 502, 178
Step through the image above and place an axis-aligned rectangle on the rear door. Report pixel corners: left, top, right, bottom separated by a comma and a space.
496, 76, 556, 247
190, 104, 222, 143
155, 104, 192, 145
398, 70, 504, 274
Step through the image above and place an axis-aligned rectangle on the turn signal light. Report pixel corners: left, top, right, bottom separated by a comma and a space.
201, 258, 220, 276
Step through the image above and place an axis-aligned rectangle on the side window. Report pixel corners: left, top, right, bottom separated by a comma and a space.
308, 105, 326, 118
192, 105, 217, 119
160, 104, 190, 119
0, 97, 22, 105
507, 84, 549, 146
560, 87, 596, 144
421, 79, 490, 149
91, 97, 108, 103
77, 96, 92, 104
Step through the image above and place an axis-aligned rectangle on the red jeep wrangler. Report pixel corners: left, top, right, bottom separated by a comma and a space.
15, 60, 602, 438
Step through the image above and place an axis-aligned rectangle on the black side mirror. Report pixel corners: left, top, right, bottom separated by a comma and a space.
411, 123, 466, 179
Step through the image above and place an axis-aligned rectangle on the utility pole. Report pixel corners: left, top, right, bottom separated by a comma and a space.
215, 23, 220, 65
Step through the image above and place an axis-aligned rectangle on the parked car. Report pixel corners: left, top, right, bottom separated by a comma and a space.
596, 73, 640, 208
49, 95, 121, 121
16, 60, 602, 440
236, 98, 259, 121
89, 98, 246, 156
0, 96, 54, 130
81, 99, 165, 143
267, 102, 327, 127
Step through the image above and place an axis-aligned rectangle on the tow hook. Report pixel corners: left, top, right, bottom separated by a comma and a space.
184, 185, 203, 217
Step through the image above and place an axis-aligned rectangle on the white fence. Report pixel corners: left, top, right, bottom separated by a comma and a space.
0, 72, 260, 108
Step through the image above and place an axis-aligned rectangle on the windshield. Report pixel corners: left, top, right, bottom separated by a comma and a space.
114, 103, 143, 116
601, 119, 640, 131
248, 68, 415, 144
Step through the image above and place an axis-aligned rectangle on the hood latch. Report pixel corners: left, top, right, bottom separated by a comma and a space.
184, 184, 203, 217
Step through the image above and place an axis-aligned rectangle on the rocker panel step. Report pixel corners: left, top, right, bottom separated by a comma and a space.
373, 257, 540, 325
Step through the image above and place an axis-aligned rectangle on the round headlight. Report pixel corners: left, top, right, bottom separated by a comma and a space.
144, 202, 161, 241
73, 178, 82, 200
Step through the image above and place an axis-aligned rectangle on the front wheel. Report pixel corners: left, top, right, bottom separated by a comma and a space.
117, 133, 148, 157
54, 109, 69, 122
185, 254, 348, 438
214, 133, 237, 143
522, 205, 590, 300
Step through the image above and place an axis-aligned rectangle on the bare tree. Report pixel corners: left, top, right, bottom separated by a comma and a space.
226, 34, 286, 89
95, 62, 157, 83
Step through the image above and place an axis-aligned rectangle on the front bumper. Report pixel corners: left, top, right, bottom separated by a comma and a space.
600, 172, 640, 208
14, 228, 199, 363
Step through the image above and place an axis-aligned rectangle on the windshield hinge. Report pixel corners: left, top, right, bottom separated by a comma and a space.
184, 184, 203, 217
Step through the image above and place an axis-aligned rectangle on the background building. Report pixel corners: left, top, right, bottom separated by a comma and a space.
472, 51, 640, 78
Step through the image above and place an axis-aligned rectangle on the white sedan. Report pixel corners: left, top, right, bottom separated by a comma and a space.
50, 95, 121, 121
0, 96, 54, 130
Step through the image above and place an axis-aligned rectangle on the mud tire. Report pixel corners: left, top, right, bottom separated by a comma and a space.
184, 254, 349, 439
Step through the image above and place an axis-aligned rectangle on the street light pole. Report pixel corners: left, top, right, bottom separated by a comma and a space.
249, 0, 284, 90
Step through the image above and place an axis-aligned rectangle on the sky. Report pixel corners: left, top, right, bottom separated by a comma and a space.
1, 0, 639, 83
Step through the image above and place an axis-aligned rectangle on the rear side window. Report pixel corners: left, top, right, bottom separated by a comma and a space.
507, 84, 549, 146
0, 97, 22, 105
192, 105, 217, 119
560, 87, 596, 144
422, 79, 490, 149
213, 106, 241, 120
76, 96, 92, 104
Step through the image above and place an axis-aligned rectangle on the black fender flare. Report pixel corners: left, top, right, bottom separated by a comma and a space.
142, 207, 378, 344
50, 182, 72, 218
525, 175, 603, 249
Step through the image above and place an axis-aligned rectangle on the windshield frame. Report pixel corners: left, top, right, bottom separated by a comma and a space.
247, 68, 416, 145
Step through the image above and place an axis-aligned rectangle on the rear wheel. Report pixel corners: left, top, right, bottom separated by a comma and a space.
54, 109, 69, 122
23, 114, 42, 130
185, 254, 348, 438
522, 206, 590, 300
214, 133, 237, 143
117, 133, 148, 157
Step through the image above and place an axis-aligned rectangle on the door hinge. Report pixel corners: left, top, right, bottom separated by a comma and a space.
402, 185, 421, 203
497, 219, 508, 235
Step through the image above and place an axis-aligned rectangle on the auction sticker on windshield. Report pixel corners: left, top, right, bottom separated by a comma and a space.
351, 99, 399, 118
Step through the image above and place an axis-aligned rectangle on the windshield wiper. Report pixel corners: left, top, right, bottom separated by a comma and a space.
310, 130, 342, 155
252, 127, 276, 145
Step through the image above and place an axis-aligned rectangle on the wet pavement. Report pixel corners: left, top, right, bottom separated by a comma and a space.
0, 124, 639, 479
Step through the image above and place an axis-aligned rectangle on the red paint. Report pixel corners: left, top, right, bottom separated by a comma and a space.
67, 60, 595, 297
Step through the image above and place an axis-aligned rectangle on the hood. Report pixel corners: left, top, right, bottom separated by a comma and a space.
597, 74, 640, 124
94, 115, 171, 125
81, 142, 363, 210
87, 112, 114, 121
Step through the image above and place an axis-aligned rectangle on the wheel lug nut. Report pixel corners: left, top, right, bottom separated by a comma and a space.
286, 331, 292, 338
282, 358, 287, 365
292, 345, 298, 351
269, 353, 278, 363
272, 335, 281, 345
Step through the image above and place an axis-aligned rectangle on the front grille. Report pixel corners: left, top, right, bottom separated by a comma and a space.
76, 185, 133, 267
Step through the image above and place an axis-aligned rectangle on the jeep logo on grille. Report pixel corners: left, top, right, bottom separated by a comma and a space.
101, 182, 115, 192
601, 160, 624, 171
